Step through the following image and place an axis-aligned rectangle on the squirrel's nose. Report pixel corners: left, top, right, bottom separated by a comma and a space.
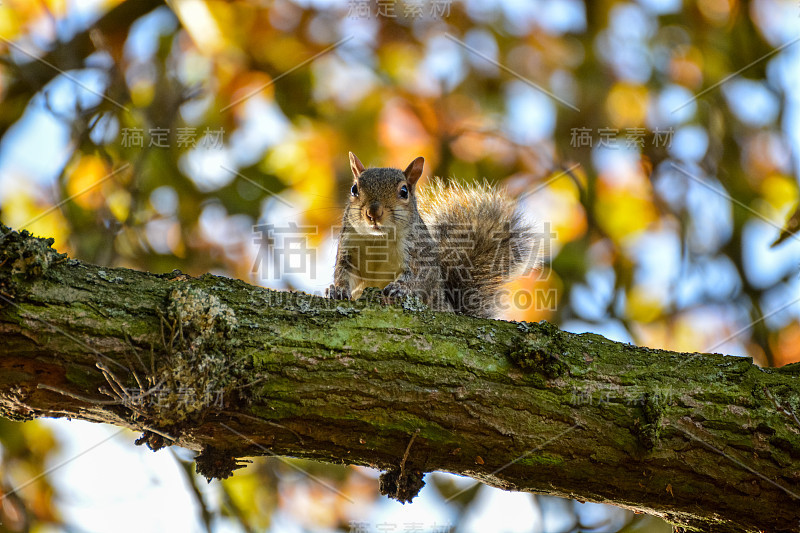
366, 204, 384, 223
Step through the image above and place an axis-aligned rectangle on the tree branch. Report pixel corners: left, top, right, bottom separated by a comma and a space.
0, 225, 798, 532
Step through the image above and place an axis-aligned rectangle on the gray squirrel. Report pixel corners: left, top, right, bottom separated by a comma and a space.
327, 152, 538, 319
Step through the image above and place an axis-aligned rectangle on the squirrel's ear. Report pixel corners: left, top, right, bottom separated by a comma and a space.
403, 157, 424, 186
349, 152, 365, 179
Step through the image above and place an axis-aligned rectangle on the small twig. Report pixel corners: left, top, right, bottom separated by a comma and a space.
84, 301, 110, 319
97, 362, 129, 402
136, 378, 167, 400
156, 307, 167, 346
171, 449, 213, 533
560, 163, 586, 195
98, 386, 117, 400
122, 330, 146, 390
763, 386, 800, 430
234, 373, 270, 391
96, 383, 146, 420
155, 307, 172, 355
142, 425, 177, 442
170, 321, 179, 350
37, 384, 122, 405
97, 362, 127, 390
399, 428, 421, 483
176, 309, 185, 346
149, 341, 156, 379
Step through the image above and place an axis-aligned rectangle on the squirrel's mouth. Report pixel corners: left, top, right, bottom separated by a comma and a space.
359, 220, 390, 236
363, 216, 384, 230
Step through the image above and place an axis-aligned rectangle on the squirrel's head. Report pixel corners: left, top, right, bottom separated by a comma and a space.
345, 152, 424, 236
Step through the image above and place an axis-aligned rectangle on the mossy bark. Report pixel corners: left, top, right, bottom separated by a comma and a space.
0, 226, 798, 532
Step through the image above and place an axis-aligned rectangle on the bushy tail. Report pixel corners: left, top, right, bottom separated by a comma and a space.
418, 179, 539, 319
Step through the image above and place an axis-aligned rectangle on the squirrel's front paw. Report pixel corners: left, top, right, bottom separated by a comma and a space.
326, 284, 351, 300
382, 282, 412, 300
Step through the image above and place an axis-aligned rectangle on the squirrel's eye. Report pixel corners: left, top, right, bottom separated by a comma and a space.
350, 183, 359, 197
399, 185, 409, 199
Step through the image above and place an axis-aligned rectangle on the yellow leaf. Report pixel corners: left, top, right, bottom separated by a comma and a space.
171, 0, 227, 55
1, 179, 70, 252
66, 155, 113, 210
606, 83, 649, 128
380, 42, 422, 84
0, 6, 21, 40
761, 174, 797, 212
596, 189, 657, 241
625, 285, 662, 323
107, 189, 131, 222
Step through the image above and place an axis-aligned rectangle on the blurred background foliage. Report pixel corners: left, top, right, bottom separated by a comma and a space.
0, 0, 798, 532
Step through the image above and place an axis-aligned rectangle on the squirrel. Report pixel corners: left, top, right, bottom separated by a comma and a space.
326, 152, 538, 319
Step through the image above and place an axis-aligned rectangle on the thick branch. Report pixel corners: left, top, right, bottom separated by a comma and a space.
0, 226, 798, 532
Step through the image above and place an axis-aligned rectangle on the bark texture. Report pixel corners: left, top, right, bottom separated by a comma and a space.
0, 226, 798, 532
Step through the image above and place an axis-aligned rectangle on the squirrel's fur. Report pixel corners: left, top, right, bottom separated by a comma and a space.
418, 178, 537, 318
327, 153, 538, 319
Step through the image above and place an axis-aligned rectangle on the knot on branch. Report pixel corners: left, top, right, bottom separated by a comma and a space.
379, 428, 426, 503
51, 283, 258, 450
135, 429, 169, 451
167, 286, 238, 350
633, 393, 666, 450
379, 467, 426, 504
0, 385, 35, 421
509, 321, 568, 379
195, 445, 250, 481
0, 225, 66, 303
139, 286, 249, 428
